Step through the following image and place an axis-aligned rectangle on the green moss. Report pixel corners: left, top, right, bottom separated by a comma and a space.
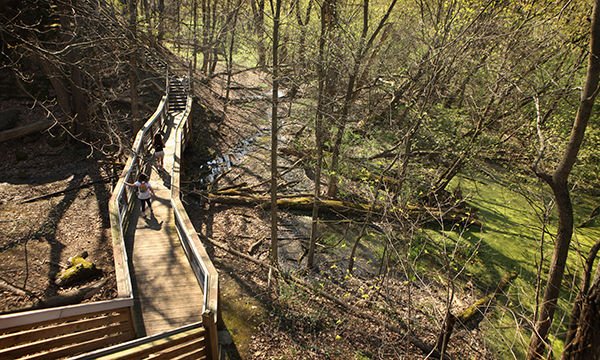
55, 256, 100, 287
435, 173, 600, 358
219, 274, 269, 358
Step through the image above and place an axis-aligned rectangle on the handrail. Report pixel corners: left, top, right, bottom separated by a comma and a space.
170, 95, 219, 324
109, 94, 168, 298
70, 322, 204, 360
0, 298, 134, 330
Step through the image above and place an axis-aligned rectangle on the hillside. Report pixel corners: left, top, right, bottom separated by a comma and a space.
2, 1, 600, 359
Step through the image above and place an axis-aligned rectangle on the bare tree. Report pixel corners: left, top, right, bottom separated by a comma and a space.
307, 0, 334, 269
270, 0, 282, 266
528, 1, 600, 357
326, 0, 398, 197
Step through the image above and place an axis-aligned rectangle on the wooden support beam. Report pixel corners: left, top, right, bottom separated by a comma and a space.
202, 310, 219, 360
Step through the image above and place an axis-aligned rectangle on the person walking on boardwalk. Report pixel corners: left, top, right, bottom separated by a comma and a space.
153, 133, 165, 170
125, 173, 155, 218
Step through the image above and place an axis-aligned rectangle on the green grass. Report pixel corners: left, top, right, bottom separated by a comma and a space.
426, 170, 600, 358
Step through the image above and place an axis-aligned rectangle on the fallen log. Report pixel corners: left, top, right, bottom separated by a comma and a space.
0, 119, 54, 143
0, 277, 39, 299
0, 279, 108, 315
435, 271, 518, 355
457, 271, 518, 324
191, 190, 481, 228
41, 278, 107, 307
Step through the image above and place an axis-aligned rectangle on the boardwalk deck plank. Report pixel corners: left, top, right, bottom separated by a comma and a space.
127, 109, 204, 336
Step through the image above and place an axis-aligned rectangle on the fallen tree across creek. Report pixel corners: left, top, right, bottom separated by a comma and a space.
189, 188, 481, 228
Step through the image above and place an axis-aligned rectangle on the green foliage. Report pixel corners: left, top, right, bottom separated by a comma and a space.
434, 172, 600, 357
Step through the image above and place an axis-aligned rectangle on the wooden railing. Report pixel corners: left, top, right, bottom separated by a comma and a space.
171, 94, 220, 359
109, 94, 169, 297
70, 322, 207, 360
0, 299, 136, 359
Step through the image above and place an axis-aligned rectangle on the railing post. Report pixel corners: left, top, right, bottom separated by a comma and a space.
166, 67, 169, 97
202, 310, 219, 360
188, 61, 193, 93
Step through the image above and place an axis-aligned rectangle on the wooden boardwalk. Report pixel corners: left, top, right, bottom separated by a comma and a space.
126, 108, 204, 336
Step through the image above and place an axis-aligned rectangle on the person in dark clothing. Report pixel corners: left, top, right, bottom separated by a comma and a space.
153, 133, 165, 169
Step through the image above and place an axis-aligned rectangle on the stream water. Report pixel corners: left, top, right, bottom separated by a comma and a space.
195, 127, 270, 188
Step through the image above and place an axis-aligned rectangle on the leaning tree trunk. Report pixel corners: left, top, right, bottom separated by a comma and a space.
528, 1, 600, 358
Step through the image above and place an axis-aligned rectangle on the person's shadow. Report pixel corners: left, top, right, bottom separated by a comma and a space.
156, 166, 172, 188
144, 213, 163, 230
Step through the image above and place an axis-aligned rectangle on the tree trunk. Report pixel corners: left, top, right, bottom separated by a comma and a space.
224, 0, 241, 114
307, 0, 327, 269
563, 272, 600, 360
251, 0, 266, 67
0, 119, 54, 143
37, 58, 72, 119
193, 0, 198, 71
270, 0, 282, 266
70, 65, 89, 138
208, 0, 219, 76
435, 311, 456, 357
128, 0, 141, 133
528, 1, 600, 357
201, 0, 210, 73
294, 0, 313, 70
562, 241, 600, 359
157, 0, 165, 43
141, 0, 152, 35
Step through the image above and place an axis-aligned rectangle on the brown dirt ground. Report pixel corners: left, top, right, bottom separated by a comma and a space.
0, 104, 117, 314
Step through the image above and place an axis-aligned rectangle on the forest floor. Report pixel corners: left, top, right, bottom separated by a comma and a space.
0, 102, 117, 313
183, 69, 495, 359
